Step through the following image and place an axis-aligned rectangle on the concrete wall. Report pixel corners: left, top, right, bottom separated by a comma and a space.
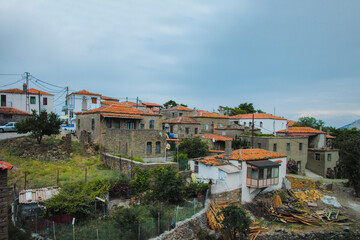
253, 136, 308, 174
309, 133, 327, 148
230, 118, 287, 134
1, 92, 54, 113
306, 149, 339, 177
101, 153, 179, 179
0, 170, 8, 240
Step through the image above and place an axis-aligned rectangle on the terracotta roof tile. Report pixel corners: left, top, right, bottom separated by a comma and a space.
142, 102, 162, 107
0, 88, 53, 96
69, 90, 101, 96
287, 120, 296, 127
162, 105, 193, 111
201, 134, 232, 141
326, 135, 336, 139
100, 113, 143, 119
163, 116, 200, 124
101, 96, 119, 102
118, 101, 145, 107
0, 161, 14, 170
77, 104, 159, 116
277, 127, 325, 135
229, 113, 286, 120
186, 110, 229, 119
0, 107, 31, 115
196, 157, 230, 166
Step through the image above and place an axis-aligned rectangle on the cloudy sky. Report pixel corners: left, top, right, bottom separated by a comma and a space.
0, 0, 359, 127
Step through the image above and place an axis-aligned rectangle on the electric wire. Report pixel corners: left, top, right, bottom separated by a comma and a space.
30, 74, 65, 89
29, 78, 66, 94
0, 73, 22, 76
0, 77, 25, 88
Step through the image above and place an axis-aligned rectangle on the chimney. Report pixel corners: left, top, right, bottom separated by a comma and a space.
285, 125, 288, 136
224, 140, 232, 160
320, 126, 322, 132
193, 107, 197, 117
23, 83, 27, 93
219, 107, 224, 116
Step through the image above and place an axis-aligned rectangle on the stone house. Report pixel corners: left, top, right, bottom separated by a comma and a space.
186, 110, 229, 134
101, 96, 119, 106
200, 134, 232, 154
276, 127, 339, 177
161, 105, 193, 119
62, 90, 102, 126
163, 116, 201, 138
252, 136, 308, 174
0, 85, 54, 114
0, 107, 31, 125
0, 161, 14, 240
189, 149, 287, 203
76, 104, 167, 161
214, 123, 259, 138
229, 113, 287, 134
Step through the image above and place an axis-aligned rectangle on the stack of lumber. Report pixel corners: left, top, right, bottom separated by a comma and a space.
290, 189, 324, 203
249, 223, 268, 240
269, 206, 321, 225
286, 176, 315, 190
273, 194, 283, 207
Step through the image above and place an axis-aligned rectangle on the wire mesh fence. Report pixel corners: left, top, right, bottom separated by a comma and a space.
31, 197, 206, 240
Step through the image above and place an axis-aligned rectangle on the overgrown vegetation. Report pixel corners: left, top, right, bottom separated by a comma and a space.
163, 100, 188, 108
178, 137, 209, 158
219, 102, 264, 116
220, 204, 251, 240
114, 154, 144, 163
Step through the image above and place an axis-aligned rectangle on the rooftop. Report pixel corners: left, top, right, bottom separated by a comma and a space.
77, 104, 159, 116
163, 116, 200, 124
187, 110, 229, 119
277, 127, 326, 135
142, 102, 162, 107
201, 134, 232, 141
68, 89, 101, 97
0, 161, 14, 170
229, 113, 287, 120
0, 107, 31, 115
19, 187, 60, 204
101, 96, 119, 102
0, 88, 53, 96
161, 105, 193, 111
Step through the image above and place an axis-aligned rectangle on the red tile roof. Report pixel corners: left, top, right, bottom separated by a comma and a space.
187, 110, 229, 119
0, 161, 14, 170
142, 102, 162, 107
163, 116, 200, 124
0, 107, 31, 115
77, 104, 160, 116
0, 88, 53, 96
162, 105, 193, 111
69, 90, 101, 96
118, 101, 145, 107
196, 149, 286, 166
100, 113, 143, 119
101, 96, 119, 102
287, 120, 296, 127
229, 113, 286, 120
326, 135, 336, 139
277, 127, 325, 135
201, 134, 232, 141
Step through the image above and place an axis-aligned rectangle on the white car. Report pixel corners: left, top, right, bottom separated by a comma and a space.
0, 122, 17, 132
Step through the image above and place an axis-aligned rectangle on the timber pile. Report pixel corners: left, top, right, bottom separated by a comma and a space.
269, 206, 321, 225
286, 176, 315, 190
290, 189, 324, 203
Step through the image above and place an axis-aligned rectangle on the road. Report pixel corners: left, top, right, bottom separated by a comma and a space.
0, 132, 29, 141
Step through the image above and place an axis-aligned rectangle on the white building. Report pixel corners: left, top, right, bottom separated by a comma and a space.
0, 85, 54, 113
229, 113, 287, 134
190, 149, 287, 203
62, 90, 102, 125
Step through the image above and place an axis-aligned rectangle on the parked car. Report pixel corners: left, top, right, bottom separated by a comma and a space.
0, 122, 17, 132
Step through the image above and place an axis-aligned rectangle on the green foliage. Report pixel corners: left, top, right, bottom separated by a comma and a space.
111, 205, 149, 226
8, 221, 32, 240
219, 102, 263, 116
287, 159, 298, 174
131, 168, 151, 194
15, 110, 62, 144
163, 100, 188, 109
186, 182, 209, 198
220, 204, 251, 240
44, 179, 110, 219
293, 117, 325, 129
152, 166, 186, 204
179, 137, 209, 158
232, 136, 249, 149
173, 153, 188, 162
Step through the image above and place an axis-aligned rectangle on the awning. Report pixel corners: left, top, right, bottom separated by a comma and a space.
247, 160, 280, 168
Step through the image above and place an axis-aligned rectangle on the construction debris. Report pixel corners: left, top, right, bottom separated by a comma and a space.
286, 176, 315, 190
269, 206, 321, 225
290, 189, 324, 203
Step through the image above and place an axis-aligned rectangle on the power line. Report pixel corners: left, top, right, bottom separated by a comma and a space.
30, 74, 65, 89
0, 77, 25, 88
54, 90, 67, 102
29, 78, 65, 94
0, 73, 22, 76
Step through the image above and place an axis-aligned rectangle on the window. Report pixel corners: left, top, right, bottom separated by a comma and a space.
259, 168, 264, 179
194, 128, 198, 134
249, 122, 251, 126
78, 119, 80, 128
4, 114, 12, 119
43, 97, 48, 105
299, 143, 303, 151
140, 123, 145, 129
127, 120, 135, 130
257, 143, 262, 148
149, 120, 154, 129
272, 167, 279, 178
146, 142, 152, 154
243, 122, 246, 126
170, 125, 173, 133
70, 111, 74, 118
179, 113, 183, 116
114, 119, 120, 129
106, 118, 112, 128
205, 124, 208, 130
273, 143, 277, 152
251, 168, 258, 179
91, 97, 97, 104
315, 153, 321, 161
186, 128, 189, 134
30, 96, 36, 104
219, 123, 222, 127
260, 121, 263, 128
91, 119, 95, 130
172, 113, 175, 117
1, 95, 6, 106
156, 141, 161, 153
267, 167, 272, 178
286, 143, 290, 151
327, 154, 332, 161
247, 167, 251, 178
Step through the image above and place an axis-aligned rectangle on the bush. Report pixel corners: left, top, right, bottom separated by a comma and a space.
287, 160, 298, 174
220, 204, 251, 240
179, 137, 209, 158
186, 182, 209, 198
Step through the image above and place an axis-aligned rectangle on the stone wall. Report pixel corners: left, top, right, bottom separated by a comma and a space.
257, 230, 360, 240
0, 170, 8, 240
101, 153, 179, 179
0, 114, 29, 125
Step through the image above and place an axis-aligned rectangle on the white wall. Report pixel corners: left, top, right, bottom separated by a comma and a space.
65, 94, 101, 124
230, 118, 287, 134
1, 93, 54, 113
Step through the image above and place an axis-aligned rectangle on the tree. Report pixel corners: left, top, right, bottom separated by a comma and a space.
218, 103, 263, 116
163, 100, 187, 109
293, 117, 325, 129
219, 204, 251, 240
179, 137, 209, 158
232, 136, 249, 149
238, 102, 256, 114
15, 110, 62, 144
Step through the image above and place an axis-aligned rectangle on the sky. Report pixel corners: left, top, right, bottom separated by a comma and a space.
0, 0, 359, 128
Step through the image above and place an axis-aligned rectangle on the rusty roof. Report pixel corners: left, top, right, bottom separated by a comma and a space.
19, 187, 60, 204
0, 161, 14, 170
185, 110, 229, 119
0, 107, 31, 115
277, 127, 326, 135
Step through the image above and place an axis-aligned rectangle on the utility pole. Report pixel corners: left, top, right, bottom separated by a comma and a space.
251, 113, 254, 149
25, 72, 30, 113
38, 91, 41, 113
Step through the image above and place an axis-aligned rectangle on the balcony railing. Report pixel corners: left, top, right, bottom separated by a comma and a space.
62, 104, 74, 111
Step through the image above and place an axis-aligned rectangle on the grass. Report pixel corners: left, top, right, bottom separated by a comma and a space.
2, 136, 124, 189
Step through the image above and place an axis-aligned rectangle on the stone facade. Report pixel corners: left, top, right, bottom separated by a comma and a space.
166, 123, 200, 138
306, 149, 339, 177
252, 136, 308, 174
256, 230, 360, 240
0, 113, 29, 125
192, 117, 229, 134
160, 108, 193, 119
0, 170, 8, 240
101, 153, 179, 179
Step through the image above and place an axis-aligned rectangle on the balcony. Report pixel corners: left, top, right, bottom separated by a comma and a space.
246, 160, 280, 188
62, 104, 74, 111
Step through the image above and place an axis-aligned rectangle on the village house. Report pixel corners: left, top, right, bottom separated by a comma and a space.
276, 127, 339, 177
76, 104, 167, 162
229, 113, 287, 134
189, 149, 287, 203
163, 116, 201, 138
214, 122, 259, 138
0, 84, 54, 114
186, 109, 229, 134
200, 134, 233, 155
62, 90, 102, 126
0, 107, 31, 125
161, 105, 194, 119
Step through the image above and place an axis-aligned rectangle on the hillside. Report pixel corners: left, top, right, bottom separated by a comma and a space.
341, 119, 360, 130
